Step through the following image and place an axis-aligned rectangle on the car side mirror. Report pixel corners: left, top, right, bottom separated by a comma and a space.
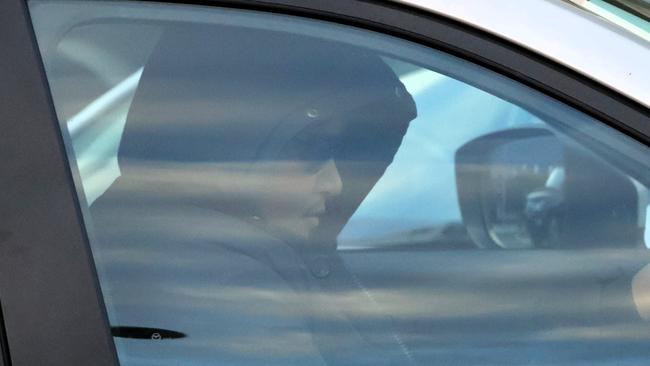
455, 128, 643, 249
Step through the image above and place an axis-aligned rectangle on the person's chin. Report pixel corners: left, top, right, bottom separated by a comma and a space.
293, 217, 319, 241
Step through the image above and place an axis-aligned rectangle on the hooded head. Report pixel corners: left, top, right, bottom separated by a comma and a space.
112, 24, 417, 245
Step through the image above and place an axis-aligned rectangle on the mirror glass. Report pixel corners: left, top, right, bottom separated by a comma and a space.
480, 134, 564, 249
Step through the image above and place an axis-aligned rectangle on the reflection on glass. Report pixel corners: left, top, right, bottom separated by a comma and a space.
29, 1, 650, 365
86, 23, 417, 366
646, 205, 650, 247
482, 135, 564, 249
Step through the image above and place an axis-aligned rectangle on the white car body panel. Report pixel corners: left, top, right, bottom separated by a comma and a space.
396, 0, 650, 109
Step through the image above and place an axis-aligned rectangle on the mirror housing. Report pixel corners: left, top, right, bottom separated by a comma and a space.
455, 128, 642, 249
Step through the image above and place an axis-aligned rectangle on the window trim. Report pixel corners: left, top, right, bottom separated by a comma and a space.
0, 303, 9, 366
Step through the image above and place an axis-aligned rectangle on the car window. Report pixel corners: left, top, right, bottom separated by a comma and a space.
30, 1, 650, 365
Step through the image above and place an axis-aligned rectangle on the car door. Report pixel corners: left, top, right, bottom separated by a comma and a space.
2, 0, 650, 365
0, 0, 118, 365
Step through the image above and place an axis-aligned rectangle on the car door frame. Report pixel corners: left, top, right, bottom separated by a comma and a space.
0, 0, 648, 365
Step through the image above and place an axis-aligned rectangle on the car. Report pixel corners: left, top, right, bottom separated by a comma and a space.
1, 0, 649, 365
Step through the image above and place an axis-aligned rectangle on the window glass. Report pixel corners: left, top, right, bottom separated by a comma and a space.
30, 1, 650, 365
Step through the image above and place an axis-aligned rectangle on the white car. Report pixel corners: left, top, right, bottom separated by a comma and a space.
1, 0, 649, 365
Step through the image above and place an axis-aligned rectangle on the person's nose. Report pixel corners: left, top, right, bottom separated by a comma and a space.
315, 159, 343, 198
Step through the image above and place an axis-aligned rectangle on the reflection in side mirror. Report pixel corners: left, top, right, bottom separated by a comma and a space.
524, 182, 564, 248
456, 128, 643, 250
646, 205, 650, 248
456, 128, 564, 249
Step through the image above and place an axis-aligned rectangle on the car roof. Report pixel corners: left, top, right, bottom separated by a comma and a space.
394, 0, 650, 109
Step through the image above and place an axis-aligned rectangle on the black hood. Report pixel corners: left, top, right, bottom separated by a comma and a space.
119, 25, 415, 165
99, 24, 417, 249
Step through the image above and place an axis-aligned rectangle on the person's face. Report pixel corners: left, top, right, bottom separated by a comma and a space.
251, 158, 343, 241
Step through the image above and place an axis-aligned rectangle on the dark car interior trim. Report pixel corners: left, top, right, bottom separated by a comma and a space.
0, 0, 119, 365
0, 302, 9, 366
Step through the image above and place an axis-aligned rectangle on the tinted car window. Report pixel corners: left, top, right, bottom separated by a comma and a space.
30, 1, 650, 365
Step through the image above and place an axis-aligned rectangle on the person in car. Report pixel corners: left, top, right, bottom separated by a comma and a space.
89, 24, 417, 365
